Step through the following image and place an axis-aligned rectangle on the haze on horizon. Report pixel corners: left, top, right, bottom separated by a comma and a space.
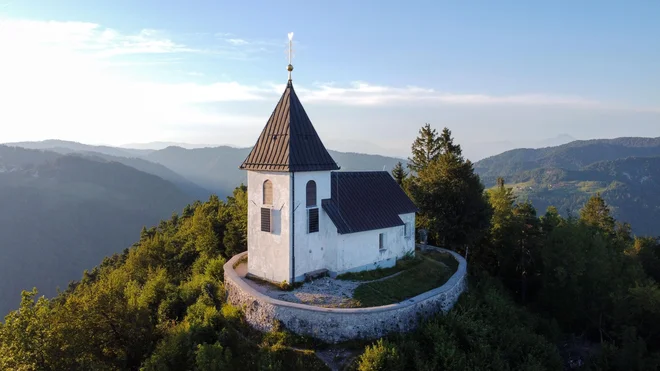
1, 0, 659, 161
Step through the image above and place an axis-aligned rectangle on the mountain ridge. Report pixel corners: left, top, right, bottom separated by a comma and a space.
0, 145, 194, 315
475, 136, 660, 181
474, 137, 660, 235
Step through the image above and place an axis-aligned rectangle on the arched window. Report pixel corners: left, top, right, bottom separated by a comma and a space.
263, 180, 273, 205
306, 180, 317, 207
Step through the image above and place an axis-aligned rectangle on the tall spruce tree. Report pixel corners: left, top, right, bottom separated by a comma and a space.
409, 129, 491, 252
391, 162, 407, 186
407, 123, 441, 173
439, 127, 462, 157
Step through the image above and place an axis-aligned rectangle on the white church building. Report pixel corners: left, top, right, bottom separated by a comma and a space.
239, 56, 418, 284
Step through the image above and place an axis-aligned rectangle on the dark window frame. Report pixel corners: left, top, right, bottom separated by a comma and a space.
306, 180, 317, 207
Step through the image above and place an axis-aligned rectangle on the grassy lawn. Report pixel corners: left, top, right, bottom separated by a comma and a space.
352, 251, 458, 307
336, 254, 423, 281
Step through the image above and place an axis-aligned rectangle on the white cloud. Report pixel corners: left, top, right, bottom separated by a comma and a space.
291, 81, 602, 108
226, 38, 249, 46
0, 18, 267, 144
1, 18, 656, 147
0, 19, 193, 58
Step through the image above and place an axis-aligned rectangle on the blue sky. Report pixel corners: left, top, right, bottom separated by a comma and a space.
1, 0, 659, 160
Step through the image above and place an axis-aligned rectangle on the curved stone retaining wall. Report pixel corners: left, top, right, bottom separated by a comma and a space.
224, 246, 467, 343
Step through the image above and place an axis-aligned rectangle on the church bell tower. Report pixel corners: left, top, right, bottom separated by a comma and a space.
239, 33, 339, 284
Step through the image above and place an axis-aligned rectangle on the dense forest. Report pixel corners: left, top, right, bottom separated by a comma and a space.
3, 127, 660, 370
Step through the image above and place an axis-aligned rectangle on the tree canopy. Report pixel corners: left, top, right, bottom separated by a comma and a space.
4, 127, 660, 370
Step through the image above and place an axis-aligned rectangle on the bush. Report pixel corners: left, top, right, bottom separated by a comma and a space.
358, 339, 403, 371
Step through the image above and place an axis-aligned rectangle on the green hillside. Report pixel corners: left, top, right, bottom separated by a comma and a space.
476, 136, 660, 180
475, 137, 660, 236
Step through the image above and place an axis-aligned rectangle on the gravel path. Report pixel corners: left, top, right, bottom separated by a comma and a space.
270, 277, 361, 308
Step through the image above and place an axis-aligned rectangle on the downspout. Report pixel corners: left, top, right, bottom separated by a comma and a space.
291, 172, 296, 284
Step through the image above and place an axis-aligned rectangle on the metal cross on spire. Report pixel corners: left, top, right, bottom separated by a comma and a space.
287, 32, 294, 81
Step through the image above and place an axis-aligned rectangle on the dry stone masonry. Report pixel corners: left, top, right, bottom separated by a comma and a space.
224, 246, 467, 343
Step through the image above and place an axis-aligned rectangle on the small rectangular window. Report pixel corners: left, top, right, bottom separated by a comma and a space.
379, 233, 385, 250
404, 222, 412, 238
308, 208, 319, 233
261, 207, 271, 232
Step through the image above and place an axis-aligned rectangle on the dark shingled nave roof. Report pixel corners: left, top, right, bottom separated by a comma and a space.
322, 171, 418, 234
239, 80, 340, 172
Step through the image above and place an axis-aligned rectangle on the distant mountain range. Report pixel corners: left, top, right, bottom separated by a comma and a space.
119, 141, 228, 150
466, 134, 577, 162
0, 140, 405, 315
474, 137, 660, 236
6, 139, 405, 198
0, 145, 192, 315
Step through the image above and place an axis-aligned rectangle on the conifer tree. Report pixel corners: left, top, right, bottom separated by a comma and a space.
439, 127, 462, 157
391, 162, 407, 186
580, 193, 615, 235
409, 129, 491, 252
407, 123, 441, 173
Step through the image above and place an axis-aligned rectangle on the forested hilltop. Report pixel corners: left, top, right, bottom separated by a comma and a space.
474, 137, 660, 235
3, 127, 660, 370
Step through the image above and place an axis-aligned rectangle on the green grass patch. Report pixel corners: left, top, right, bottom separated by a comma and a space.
421, 250, 459, 272
352, 254, 457, 307
336, 254, 423, 281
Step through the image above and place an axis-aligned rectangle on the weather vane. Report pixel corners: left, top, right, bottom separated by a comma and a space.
287, 32, 294, 81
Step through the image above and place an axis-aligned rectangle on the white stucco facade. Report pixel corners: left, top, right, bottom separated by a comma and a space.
291, 171, 334, 280
247, 169, 416, 283
330, 212, 416, 276
246, 170, 291, 283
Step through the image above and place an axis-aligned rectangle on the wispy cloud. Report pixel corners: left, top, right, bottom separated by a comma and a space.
262, 81, 657, 112
211, 33, 284, 60
0, 19, 195, 58
226, 38, 249, 46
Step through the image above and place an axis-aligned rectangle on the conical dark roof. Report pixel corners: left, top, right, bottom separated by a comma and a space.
239, 81, 340, 172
